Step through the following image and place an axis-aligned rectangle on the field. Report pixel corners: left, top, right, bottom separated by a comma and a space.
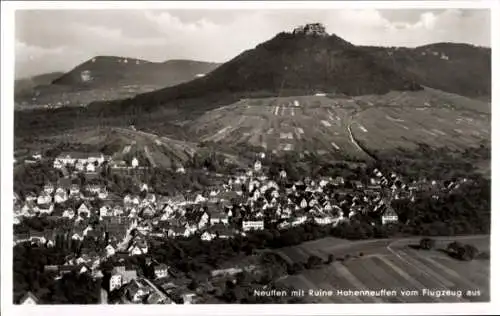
16, 126, 249, 170
352, 88, 490, 153
189, 88, 490, 160
190, 95, 370, 160
274, 235, 490, 303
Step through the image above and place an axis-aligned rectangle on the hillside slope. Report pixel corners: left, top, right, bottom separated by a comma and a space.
189, 88, 490, 160
14, 72, 64, 97
88, 30, 422, 116
15, 57, 220, 109
359, 43, 491, 100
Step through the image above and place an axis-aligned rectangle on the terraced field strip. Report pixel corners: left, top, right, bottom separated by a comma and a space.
143, 146, 157, 168
419, 256, 484, 300
301, 270, 339, 303
362, 257, 416, 303
385, 114, 405, 122
373, 255, 436, 302
321, 120, 332, 127
321, 266, 363, 303
431, 257, 490, 300
393, 251, 455, 289
357, 123, 368, 133
432, 129, 447, 136
346, 259, 401, 303
122, 145, 131, 154
314, 275, 351, 303
388, 254, 464, 303
396, 250, 465, 303
333, 262, 383, 303
442, 256, 490, 285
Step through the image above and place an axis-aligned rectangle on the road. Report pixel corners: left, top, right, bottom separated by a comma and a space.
100, 288, 108, 304
141, 278, 171, 303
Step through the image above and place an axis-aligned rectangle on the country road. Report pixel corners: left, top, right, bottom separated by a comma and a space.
100, 288, 108, 304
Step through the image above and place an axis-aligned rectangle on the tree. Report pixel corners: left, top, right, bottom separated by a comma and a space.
460, 244, 479, 261
419, 237, 436, 250
447, 241, 463, 255
305, 255, 323, 269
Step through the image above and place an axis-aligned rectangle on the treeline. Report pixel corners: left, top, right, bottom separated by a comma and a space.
13, 243, 100, 304
14, 162, 63, 198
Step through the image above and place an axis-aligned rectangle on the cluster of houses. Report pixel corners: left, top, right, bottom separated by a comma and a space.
53, 151, 106, 171
14, 149, 473, 305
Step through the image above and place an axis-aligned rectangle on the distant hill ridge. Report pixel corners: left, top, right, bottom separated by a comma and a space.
51, 56, 220, 87
359, 42, 491, 99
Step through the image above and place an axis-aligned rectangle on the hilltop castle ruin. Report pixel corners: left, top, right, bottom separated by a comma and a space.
293, 23, 328, 36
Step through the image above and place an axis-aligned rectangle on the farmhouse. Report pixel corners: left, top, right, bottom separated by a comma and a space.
154, 263, 170, 279
381, 205, 399, 225
54, 152, 105, 168
242, 219, 265, 231
19, 292, 39, 305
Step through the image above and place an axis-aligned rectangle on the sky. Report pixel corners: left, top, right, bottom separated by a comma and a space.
15, 8, 491, 79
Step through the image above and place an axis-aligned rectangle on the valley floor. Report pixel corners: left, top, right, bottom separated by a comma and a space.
273, 235, 490, 303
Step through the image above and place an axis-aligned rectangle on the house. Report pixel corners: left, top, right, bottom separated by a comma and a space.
109, 273, 123, 292
131, 157, 139, 168
141, 206, 156, 218
54, 188, 68, 204
19, 292, 39, 305
98, 189, 109, 199
122, 269, 138, 284
299, 198, 308, 209
279, 170, 287, 179
154, 263, 169, 279
62, 209, 75, 219
69, 184, 80, 196
26, 193, 37, 202
83, 225, 94, 237
201, 231, 216, 241
43, 183, 55, 194
113, 205, 125, 216
36, 203, 54, 214
86, 162, 96, 173
78, 203, 91, 217
71, 232, 84, 241
254, 160, 262, 172
332, 176, 345, 186
128, 240, 148, 256
86, 184, 104, 195
147, 291, 171, 304
105, 244, 116, 258
381, 205, 399, 225
100, 205, 112, 217
75, 161, 85, 172
126, 279, 151, 303
291, 215, 307, 227
182, 293, 196, 304
37, 192, 52, 205
242, 220, 264, 232
353, 181, 364, 190
314, 216, 334, 225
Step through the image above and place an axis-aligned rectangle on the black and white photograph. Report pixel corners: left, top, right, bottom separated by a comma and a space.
1, 1, 497, 314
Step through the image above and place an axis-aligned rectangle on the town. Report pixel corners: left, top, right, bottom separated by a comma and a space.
13, 149, 471, 305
